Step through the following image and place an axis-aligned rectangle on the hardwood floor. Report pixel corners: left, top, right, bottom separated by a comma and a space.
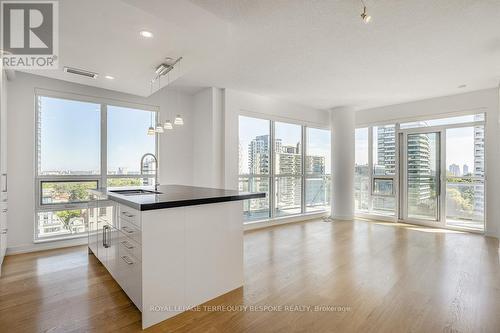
1, 219, 499, 332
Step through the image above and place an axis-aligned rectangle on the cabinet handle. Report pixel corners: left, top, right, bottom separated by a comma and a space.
121, 240, 134, 249
121, 255, 134, 265
2, 208, 7, 213
0, 228, 7, 234
121, 226, 134, 234
103, 225, 111, 248
121, 211, 134, 218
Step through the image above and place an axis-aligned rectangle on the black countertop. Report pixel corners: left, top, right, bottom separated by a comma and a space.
92, 184, 265, 211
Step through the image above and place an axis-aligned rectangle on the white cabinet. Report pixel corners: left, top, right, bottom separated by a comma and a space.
0, 70, 8, 275
90, 200, 142, 310
88, 198, 244, 330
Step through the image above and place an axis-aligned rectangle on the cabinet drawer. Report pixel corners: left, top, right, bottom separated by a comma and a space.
116, 247, 142, 310
118, 204, 141, 228
118, 233, 142, 262
118, 217, 142, 244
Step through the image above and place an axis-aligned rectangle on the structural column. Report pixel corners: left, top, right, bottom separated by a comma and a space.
330, 106, 355, 220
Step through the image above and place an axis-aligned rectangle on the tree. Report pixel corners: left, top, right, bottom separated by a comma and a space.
55, 210, 82, 231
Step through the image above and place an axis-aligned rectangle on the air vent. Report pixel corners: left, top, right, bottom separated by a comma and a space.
63, 66, 98, 79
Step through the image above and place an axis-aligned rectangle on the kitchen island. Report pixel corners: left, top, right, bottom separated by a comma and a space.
88, 185, 265, 329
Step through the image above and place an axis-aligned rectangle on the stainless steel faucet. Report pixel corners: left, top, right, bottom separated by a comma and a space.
140, 153, 159, 191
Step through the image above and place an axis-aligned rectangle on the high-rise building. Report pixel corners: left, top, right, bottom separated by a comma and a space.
473, 124, 485, 216
275, 144, 301, 210
246, 135, 272, 216
248, 135, 271, 174
463, 164, 469, 176
406, 133, 432, 206
449, 164, 460, 176
376, 126, 396, 175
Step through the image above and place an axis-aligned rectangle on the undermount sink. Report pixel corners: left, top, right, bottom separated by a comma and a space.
110, 189, 162, 196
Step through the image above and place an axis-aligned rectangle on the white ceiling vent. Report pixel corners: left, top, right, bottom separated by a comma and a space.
63, 66, 98, 79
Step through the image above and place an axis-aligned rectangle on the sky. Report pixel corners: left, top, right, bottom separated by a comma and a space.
39, 96, 154, 174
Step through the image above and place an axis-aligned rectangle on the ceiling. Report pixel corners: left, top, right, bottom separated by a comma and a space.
21, 0, 500, 110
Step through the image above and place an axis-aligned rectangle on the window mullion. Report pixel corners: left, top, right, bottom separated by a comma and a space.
301, 126, 306, 214
270, 120, 275, 219
101, 103, 107, 188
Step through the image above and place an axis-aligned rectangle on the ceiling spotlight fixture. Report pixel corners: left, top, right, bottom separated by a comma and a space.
360, 1, 371, 23
139, 30, 154, 38
104, 75, 115, 80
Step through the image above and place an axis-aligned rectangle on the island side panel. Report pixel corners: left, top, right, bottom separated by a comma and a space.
141, 207, 186, 329
184, 201, 244, 307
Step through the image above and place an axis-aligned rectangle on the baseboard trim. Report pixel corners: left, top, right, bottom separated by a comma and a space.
6, 237, 88, 256
244, 212, 329, 231
332, 215, 354, 221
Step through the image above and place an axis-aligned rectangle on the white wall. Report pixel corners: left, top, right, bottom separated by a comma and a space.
223, 89, 330, 189
6, 72, 194, 253
192, 87, 224, 188
356, 88, 500, 238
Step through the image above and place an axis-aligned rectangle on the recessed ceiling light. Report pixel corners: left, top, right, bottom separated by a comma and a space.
458, 84, 467, 88
139, 30, 153, 38
104, 75, 115, 80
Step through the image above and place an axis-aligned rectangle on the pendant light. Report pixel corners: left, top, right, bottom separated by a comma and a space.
174, 115, 184, 125
174, 58, 184, 126
147, 80, 156, 135
148, 56, 185, 133
164, 120, 173, 130
163, 72, 173, 130
147, 80, 155, 135
147, 112, 155, 136
155, 77, 164, 133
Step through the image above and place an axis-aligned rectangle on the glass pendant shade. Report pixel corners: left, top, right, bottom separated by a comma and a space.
164, 120, 173, 130
174, 115, 184, 125
155, 123, 164, 133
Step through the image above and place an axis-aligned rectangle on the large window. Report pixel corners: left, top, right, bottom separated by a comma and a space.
238, 116, 271, 221
354, 124, 397, 217
445, 126, 485, 230
35, 94, 157, 241
305, 127, 331, 212
238, 116, 331, 222
354, 128, 369, 212
107, 105, 156, 186
355, 113, 485, 231
274, 122, 302, 217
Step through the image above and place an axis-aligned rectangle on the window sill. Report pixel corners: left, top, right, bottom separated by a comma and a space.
34, 233, 88, 244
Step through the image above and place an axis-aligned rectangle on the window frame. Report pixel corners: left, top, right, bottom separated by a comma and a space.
355, 112, 486, 226
34, 90, 159, 242
238, 113, 331, 223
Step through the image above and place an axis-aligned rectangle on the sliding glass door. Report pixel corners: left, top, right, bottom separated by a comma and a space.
403, 131, 441, 222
